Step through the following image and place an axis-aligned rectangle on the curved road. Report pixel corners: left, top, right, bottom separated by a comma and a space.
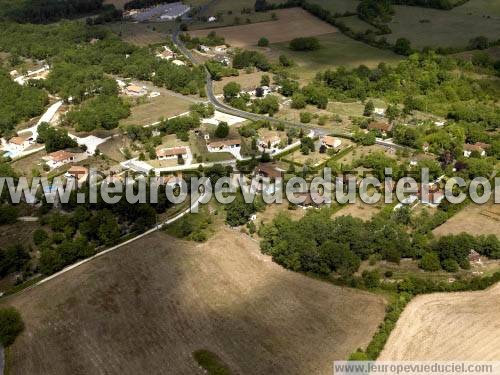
172, 29, 412, 151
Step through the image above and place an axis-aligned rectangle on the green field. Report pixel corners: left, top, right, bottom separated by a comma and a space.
186, 0, 284, 30
307, 0, 360, 14
386, 3, 500, 48
269, 32, 402, 81
337, 15, 375, 33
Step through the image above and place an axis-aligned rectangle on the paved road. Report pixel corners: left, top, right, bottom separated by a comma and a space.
172, 29, 413, 151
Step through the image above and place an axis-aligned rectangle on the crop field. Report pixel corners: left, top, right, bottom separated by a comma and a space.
269, 32, 402, 81
433, 201, 500, 238
104, 22, 173, 46
336, 15, 375, 33
380, 283, 500, 360
386, 4, 500, 49
3, 229, 385, 375
189, 8, 338, 48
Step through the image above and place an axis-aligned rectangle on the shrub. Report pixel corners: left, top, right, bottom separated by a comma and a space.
0, 307, 24, 347
257, 37, 269, 47
419, 252, 441, 272
300, 112, 313, 123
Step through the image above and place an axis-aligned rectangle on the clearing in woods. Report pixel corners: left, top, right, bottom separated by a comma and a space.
189, 8, 338, 48
380, 283, 500, 360
432, 201, 500, 238
3, 229, 385, 375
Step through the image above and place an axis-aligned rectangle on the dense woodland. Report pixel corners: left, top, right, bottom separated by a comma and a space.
0, 68, 48, 137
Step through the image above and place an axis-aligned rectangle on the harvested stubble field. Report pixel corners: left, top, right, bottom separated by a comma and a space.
189, 8, 338, 48
433, 201, 500, 238
4, 229, 386, 375
380, 283, 500, 360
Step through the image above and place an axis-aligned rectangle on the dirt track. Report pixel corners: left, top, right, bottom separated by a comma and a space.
380, 283, 500, 360
5, 229, 385, 375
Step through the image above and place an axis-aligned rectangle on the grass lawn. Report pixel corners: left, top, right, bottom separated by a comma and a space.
386, 4, 500, 49
335, 144, 399, 166
269, 32, 402, 82
336, 15, 375, 33
120, 92, 192, 127
213, 71, 266, 95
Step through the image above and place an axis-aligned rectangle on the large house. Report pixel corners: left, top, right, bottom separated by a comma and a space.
463, 143, 488, 158
156, 146, 188, 161
207, 139, 241, 152
43, 150, 82, 169
321, 135, 342, 150
65, 165, 89, 185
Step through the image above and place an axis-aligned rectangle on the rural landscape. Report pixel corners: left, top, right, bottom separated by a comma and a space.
0, 0, 499, 374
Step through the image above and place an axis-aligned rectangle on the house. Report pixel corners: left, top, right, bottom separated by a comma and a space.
254, 163, 283, 180
434, 120, 446, 127
213, 45, 228, 54
65, 166, 89, 185
156, 146, 188, 161
259, 134, 281, 149
368, 121, 393, 135
199, 45, 211, 53
374, 107, 385, 116
214, 54, 231, 66
207, 139, 241, 152
8, 136, 31, 152
463, 143, 488, 158
422, 142, 430, 152
125, 84, 147, 96
321, 135, 342, 150
157, 47, 175, 60
172, 59, 186, 66
43, 150, 79, 169
469, 250, 481, 263
208, 16, 217, 22
418, 183, 444, 207
9, 70, 19, 78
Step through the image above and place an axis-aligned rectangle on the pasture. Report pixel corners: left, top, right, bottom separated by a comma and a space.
213, 71, 266, 95
433, 201, 500, 238
386, 4, 500, 49
189, 8, 338, 48
3, 229, 386, 374
380, 283, 500, 360
269, 32, 402, 81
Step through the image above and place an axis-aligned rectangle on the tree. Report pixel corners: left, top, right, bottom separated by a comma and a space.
442, 258, 459, 273
257, 37, 269, 47
289, 37, 320, 51
214, 121, 229, 138
363, 100, 374, 116
0, 308, 24, 347
254, 0, 269, 12
394, 38, 412, 56
223, 82, 241, 101
279, 54, 293, 67
419, 252, 441, 271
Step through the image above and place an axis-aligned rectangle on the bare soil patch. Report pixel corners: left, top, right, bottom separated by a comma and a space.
189, 8, 338, 48
380, 283, 500, 360
4, 229, 385, 375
